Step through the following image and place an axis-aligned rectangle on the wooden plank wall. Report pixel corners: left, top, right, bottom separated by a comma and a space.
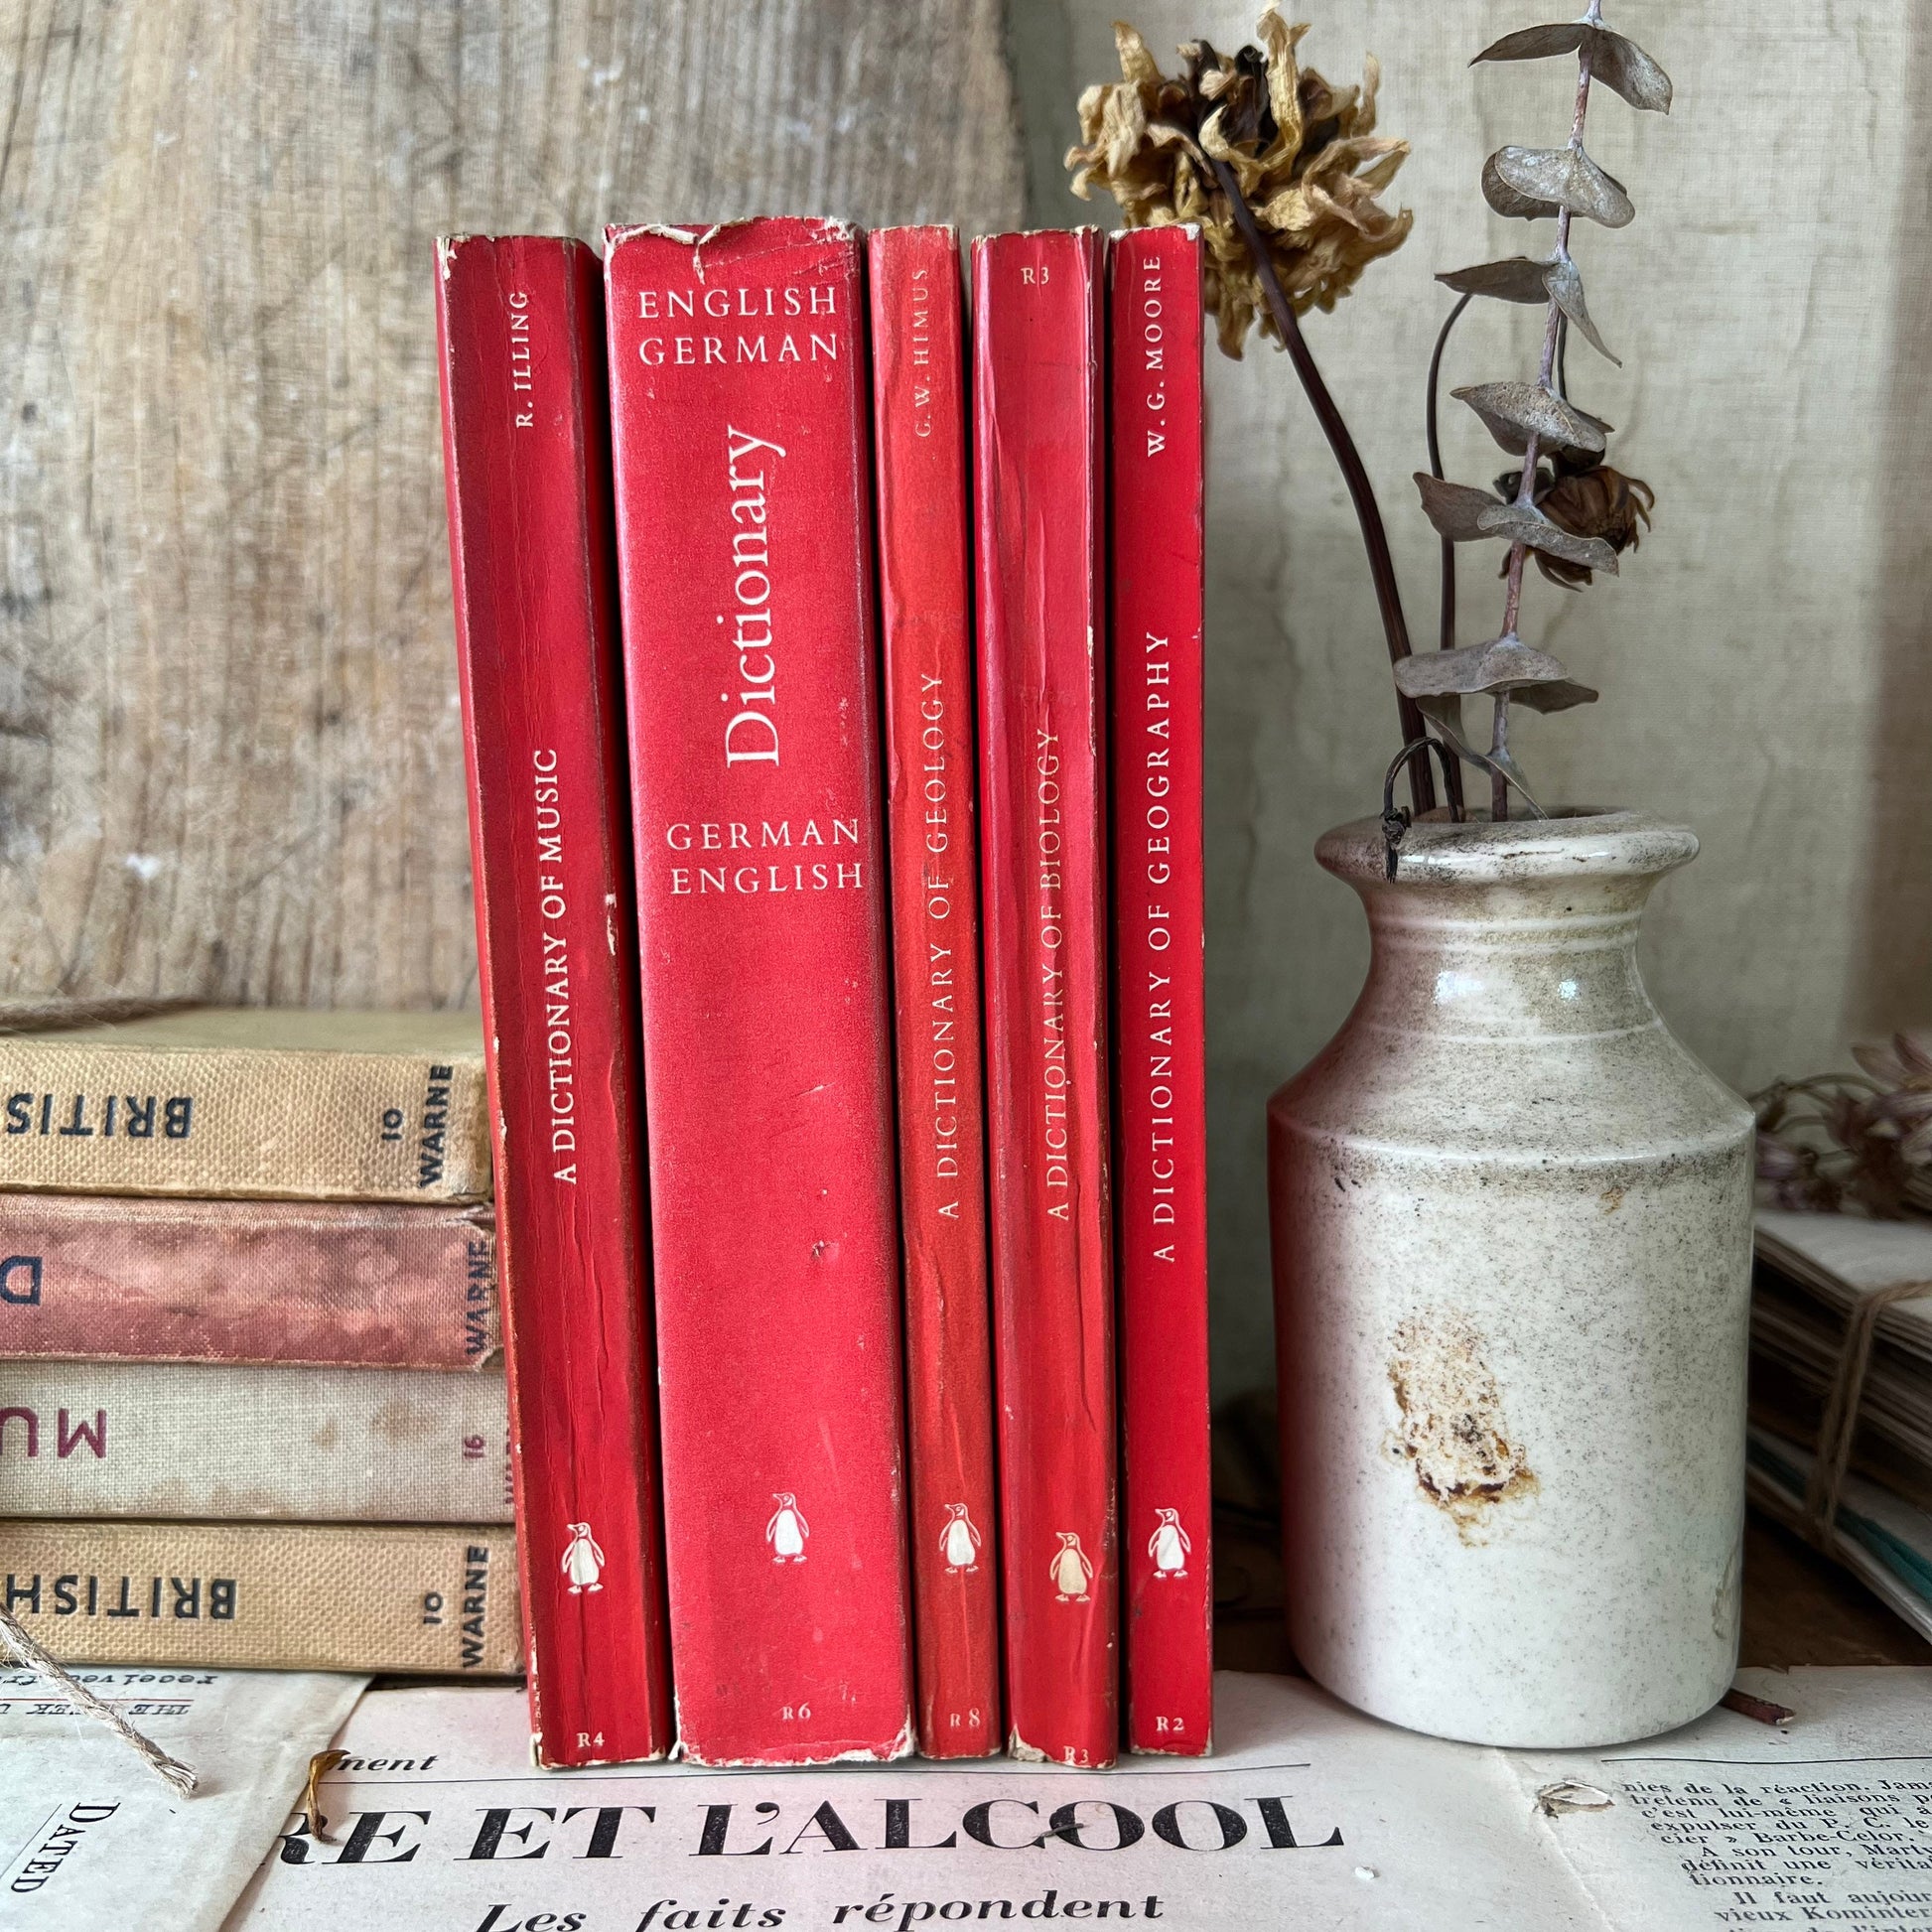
0, 1, 1026, 1008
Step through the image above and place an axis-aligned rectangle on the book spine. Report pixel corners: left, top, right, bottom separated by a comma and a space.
0, 1042, 489, 1201
1109, 227, 1212, 1756
972, 228, 1118, 1768
0, 1519, 520, 1673
868, 226, 1002, 1760
0, 1361, 511, 1522
438, 233, 673, 1767
606, 216, 913, 1766
0, 1195, 496, 1370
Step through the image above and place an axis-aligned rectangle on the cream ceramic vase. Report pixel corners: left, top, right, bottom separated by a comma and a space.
1267, 811, 1754, 1748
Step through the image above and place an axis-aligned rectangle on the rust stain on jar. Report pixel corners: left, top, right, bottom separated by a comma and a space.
1386, 1311, 1538, 1542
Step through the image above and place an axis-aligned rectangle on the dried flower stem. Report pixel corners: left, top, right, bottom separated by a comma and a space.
1492, 8, 1598, 819
1209, 153, 1438, 816
1424, 293, 1472, 821
1426, 292, 1473, 653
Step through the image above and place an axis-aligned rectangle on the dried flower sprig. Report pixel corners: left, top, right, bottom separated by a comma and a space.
1068, 11, 1447, 815
1068, 9, 1672, 831
1754, 1035, 1932, 1219
1406, 4, 1672, 819
1068, 17, 1412, 356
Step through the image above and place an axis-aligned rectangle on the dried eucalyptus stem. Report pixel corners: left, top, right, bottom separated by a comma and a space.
1490, 15, 1597, 819
1406, 6, 1670, 819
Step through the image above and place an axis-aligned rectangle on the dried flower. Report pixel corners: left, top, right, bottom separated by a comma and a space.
1857, 1035, 1932, 1168
1752, 1035, 1932, 1219
1754, 1131, 1843, 1215
1492, 455, 1655, 589
1066, 11, 1413, 357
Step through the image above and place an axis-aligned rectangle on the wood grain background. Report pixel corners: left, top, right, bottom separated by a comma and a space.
0, 0, 1025, 1008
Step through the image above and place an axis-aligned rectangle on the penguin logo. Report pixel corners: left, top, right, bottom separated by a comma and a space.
1049, 1531, 1094, 1603
765, 1492, 809, 1564
561, 1521, 606, 1594
1148, 1508, 1191, 1579
939, 1502, 982, 1574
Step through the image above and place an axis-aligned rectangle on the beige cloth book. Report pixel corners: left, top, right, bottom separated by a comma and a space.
0, 1359, 512, 1522
0, 1009, 488, 1201
0, 1518, 519, 1673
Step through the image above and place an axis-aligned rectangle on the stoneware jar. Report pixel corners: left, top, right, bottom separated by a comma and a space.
1267, 810, 1754, 1748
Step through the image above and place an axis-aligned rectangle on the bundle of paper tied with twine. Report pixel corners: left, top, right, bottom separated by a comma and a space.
1754, 1035, 1932, 1551
1789, 1271, 1932, 1558
1068, 3, 1665, 848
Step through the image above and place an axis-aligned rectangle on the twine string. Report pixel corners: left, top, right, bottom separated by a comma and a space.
1802, 1276, 1932, 1548
0, 1601, 198, 1796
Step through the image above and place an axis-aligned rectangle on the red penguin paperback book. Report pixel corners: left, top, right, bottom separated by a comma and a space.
605, 217, 913, 1766
1110, 226, 1212, 1755
972, 227, 1119, 1768
868, 226, 1002, 1758
436, 233, 673, 1766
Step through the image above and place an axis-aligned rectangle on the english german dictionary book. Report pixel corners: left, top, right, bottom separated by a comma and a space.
605, 217, 913, 1765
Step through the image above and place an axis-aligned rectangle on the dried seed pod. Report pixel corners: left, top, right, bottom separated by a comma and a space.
1482, 144, 1634, 227
1413, 473, 1620, 574
1497, 462, 1654, 587
1472, 23, 1673, 115
1453, 381, 1609, 458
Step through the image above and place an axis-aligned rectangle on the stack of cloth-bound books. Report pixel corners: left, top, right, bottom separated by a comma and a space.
1748, 1206, 1932, 1639
0, 1005, 521, 1674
